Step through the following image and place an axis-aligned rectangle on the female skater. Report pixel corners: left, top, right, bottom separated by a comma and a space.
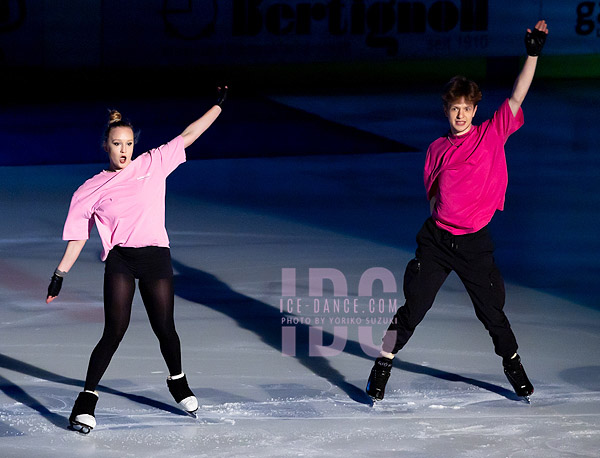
46, 87, 227, 433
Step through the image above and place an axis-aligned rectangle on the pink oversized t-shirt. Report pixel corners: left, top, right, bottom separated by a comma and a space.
62, 135, 186, 260
424, 99, 524, 235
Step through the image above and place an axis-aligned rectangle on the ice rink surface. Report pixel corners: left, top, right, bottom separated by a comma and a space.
1, 81, 599, 456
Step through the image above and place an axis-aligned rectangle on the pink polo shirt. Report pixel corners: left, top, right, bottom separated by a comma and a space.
424, 99, 524, 235
63, 135, 186, 260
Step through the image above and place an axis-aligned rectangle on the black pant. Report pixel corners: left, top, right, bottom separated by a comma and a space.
83, 246, 182, 391
382, 218, 518, 359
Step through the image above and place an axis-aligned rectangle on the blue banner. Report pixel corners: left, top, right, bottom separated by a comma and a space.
1, 1, 598, 68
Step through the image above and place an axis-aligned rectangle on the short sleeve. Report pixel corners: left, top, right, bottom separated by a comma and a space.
62, 195, 94, 241
491, 99, 524, 140
148, 135, 186, 176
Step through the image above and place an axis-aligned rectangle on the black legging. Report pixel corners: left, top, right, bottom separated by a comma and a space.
83, 272, 182, 391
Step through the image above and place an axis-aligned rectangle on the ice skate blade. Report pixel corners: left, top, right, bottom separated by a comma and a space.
186, 408, 199, 418
521, 395, 531, 404
69, 421, 93, 435
367, 393, 383, 404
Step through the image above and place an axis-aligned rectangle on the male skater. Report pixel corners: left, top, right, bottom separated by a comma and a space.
366, 20, 549, 402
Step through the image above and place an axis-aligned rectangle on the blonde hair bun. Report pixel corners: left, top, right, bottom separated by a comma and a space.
108, 110, 122, 125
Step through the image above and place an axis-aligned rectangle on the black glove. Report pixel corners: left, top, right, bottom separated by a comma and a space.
47, 273, 63, 298
216, 86, 228, 108
525, 28, 547, 56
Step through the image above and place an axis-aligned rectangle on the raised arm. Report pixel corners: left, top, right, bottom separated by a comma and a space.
46, 239, 87, 303
180, 86, 228, 149
509, 20, 549, 116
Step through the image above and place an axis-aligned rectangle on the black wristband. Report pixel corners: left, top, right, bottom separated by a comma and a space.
54, 268, 67, 277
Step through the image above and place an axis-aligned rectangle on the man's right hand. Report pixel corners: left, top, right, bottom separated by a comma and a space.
525, 20, 548, 56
